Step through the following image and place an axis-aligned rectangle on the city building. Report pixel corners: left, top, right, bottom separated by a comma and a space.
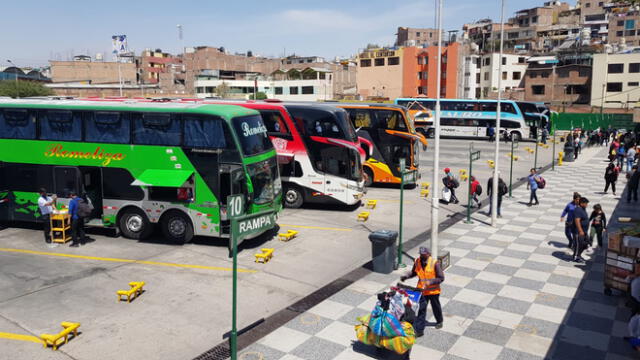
395, 27, 443, 47
281, 56, 326, 65
356, 43, 460, 100
50, 59, 137, 85
194, 67, 333, 101
591, 52, 640, 109
0, 66, 50, 82
505, 1, 572, 52
524, 53, 593, 107
462, 20, 513, 53
608, 5, 640, 47
460, 53, 529, 99
138, 49, 183, 85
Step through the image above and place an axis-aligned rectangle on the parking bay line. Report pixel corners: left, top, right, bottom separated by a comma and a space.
0, 332, 42, 344
0, 247, 257, 273
277, 224, 352, 231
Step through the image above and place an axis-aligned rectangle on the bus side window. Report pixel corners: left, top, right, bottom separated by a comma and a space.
351, 110, 371, 129
86, 112, 131, 144
39, 110, 82, 141
133, 113, 181, 146
261, 111, 291, 138
0, 109, 36, 140
184, 115, 231, 149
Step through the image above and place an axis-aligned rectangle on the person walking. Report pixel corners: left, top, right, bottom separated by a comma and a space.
442, 168, 460, 204
400, 246, 444, 336
470, 176, 481, 208
572, 197, 590, 263
68, 191, 84, 247
628, 165, 640, 203
589, 204, 607, 249
618, 144, 627, 170
37, 188, 56, 244
488, 125, 496, 142
604, 162, 620, 196
560, 192, 581, 249
487, 173, 507, 218
527, 168, 540, 206
628, 146, 638, 172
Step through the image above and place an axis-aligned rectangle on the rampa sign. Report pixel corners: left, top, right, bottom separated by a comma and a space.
238, 214, 273, 233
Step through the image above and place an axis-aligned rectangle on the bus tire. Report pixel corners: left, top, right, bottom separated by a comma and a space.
510, 132, 522, 142
283, 184, 304, 209
363, 167, 374, 187
118, 207, 153, 240
160, 210, 194, 244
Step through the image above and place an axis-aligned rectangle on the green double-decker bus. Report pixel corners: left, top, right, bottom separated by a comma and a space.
0, 99, 282, 244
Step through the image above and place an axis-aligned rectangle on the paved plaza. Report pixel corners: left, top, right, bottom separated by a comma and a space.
238, 146, 637, 360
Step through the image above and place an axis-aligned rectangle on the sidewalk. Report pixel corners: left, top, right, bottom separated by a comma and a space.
238, 146, 636, 360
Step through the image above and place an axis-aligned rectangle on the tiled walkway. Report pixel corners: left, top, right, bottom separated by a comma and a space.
239, 146, 637, 360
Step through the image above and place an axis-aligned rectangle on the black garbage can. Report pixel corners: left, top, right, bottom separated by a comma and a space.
563, 142, 575, 162
369, 230, 398, 274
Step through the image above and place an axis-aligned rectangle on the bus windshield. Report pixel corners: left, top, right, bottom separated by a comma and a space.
232, 115, 274, 156
247, 157, 281, 205
287, 107, 357, 143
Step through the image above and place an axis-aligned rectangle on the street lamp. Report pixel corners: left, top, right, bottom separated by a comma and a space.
6, 59, 19, 98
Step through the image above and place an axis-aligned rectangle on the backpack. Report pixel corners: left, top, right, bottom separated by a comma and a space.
77, 199, 93, 218
452, 178, 460, 189
498, 181, 508, 196
618, 147, 626, 156
475, 184, 483, 196
536, 176, 546, 189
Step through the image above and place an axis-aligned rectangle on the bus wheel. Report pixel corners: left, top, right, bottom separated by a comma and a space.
119, 208, 153, 240
363, 167, 374, 187
284, 185, 304, 209
161, 211, 194, 244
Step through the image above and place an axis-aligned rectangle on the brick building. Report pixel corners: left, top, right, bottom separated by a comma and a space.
356, 43, 460, 100
50, 60, 136, 85
608, 7, 640, 47
524, 54, 593, 107
395, 27, 443, 47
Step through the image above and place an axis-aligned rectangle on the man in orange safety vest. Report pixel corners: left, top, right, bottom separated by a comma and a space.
400, 246, 445, 336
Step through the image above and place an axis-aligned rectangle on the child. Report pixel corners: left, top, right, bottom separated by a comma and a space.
589, 204, 607, 249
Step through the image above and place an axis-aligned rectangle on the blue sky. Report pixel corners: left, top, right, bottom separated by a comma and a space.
3, 0, 550, 67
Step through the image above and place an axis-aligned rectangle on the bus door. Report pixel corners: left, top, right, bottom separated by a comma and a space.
80, 167, 103, 223
374, 110, 411, 178
53, 166, 81, 211
0, 162, 8, 223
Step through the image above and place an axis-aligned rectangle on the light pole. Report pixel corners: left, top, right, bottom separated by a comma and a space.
7, 60, 19, 98
491, 0, 506, 227
430, 0, 444, 260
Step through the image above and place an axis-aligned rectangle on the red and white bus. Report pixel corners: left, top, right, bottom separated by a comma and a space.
196, 100, 366, 208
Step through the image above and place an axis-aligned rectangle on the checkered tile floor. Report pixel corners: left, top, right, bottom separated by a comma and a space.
239, 146, 637, 360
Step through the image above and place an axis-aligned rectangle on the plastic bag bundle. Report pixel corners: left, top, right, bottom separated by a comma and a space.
368, 306, 406, 338
355, 315, 415, 355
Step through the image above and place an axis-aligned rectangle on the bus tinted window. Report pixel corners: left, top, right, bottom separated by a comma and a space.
184, 115, 231, 149
102, 168, 144, 201
288, 107, 347, 139
232, 115, 273, 156
259, 110, 290, 135
133, 113, 181, 146
480, 102, 516, 114
376, 110, 407, 131
0, 109, 35, 139
349, 109, 373, 128
39, 110, 82, 141
86, 112, 130, 144
441, 101, 475, 111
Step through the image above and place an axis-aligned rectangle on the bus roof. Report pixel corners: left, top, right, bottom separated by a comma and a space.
395, 98, 519, 104
0, 98, 258, 119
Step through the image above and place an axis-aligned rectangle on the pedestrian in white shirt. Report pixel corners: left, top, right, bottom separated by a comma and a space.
37, 188, 56, 243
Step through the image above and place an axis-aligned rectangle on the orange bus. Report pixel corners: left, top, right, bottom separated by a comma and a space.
331, 103, 427, 186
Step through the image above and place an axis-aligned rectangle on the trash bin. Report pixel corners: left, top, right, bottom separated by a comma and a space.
369, 230, 398, 274
563, 142, 575, 162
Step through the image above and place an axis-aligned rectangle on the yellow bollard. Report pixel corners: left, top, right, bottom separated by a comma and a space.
421, 182, 430, 190
558, 152, 563, 166
487, 160, 495, 168
420, 189, 430, 197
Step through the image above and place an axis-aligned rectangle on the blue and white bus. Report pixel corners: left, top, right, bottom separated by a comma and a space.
395, 98, 530, 141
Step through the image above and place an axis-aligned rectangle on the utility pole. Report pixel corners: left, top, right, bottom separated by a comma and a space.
430, 0, 444, 260
491, 0, 506, 227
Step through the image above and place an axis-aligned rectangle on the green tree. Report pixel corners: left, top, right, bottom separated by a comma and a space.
214, 82, 230, 98
0, 80, 54, 98
249, 91, 268, 100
